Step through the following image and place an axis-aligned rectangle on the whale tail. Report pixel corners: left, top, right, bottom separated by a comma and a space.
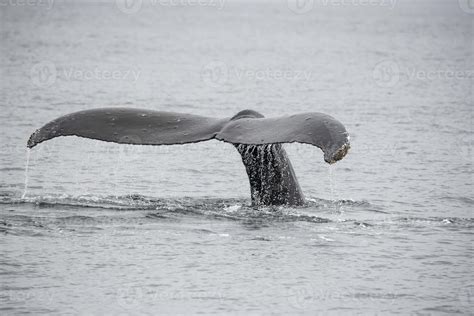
27, 108, 350, 206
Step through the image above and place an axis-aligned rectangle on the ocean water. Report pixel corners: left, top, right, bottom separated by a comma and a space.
0, 0, 473, 314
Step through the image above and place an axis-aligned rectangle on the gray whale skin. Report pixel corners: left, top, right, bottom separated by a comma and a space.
27, 108, 350, 206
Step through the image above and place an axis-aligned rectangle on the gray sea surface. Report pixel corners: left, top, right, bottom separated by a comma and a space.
0, 0, 473, 314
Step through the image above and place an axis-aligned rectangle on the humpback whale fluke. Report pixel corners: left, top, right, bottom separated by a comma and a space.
27, 108, 350, 206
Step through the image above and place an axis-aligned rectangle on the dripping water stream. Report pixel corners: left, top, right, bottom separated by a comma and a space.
21, 148, 31, 200
328, 165, 335, 197
327, 165, 344, 213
